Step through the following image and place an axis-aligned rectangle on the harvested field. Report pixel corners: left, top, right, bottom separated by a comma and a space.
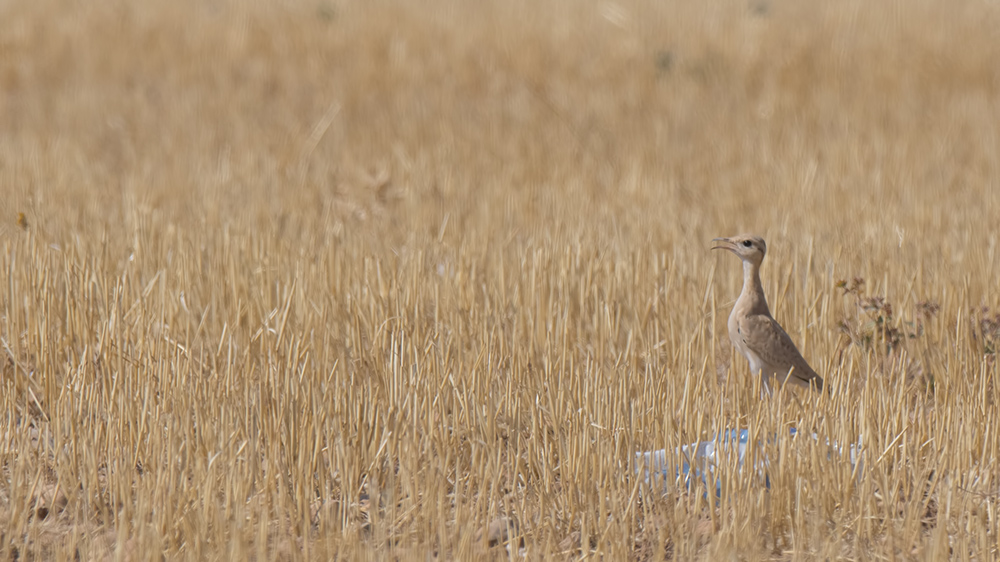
1, 0, 999, 559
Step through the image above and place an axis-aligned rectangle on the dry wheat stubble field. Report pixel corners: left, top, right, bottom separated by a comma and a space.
1, 0, 1000, 559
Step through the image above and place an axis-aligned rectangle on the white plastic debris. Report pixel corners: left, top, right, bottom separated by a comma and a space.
636, 428, 863, 496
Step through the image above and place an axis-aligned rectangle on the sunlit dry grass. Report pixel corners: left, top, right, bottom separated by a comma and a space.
1, 0, 999, 559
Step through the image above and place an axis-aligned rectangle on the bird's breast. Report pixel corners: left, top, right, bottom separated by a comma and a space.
727, 311, 749, 358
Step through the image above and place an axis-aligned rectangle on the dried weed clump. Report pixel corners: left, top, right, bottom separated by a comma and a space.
972, 307, 1000, 362
835, 276, 942, 388
1, 0, 1000, 559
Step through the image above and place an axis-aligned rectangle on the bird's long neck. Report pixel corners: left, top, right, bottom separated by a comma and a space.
739, 260, 771, 316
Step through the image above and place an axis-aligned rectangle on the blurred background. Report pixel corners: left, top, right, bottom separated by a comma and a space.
3, 0, 999, 260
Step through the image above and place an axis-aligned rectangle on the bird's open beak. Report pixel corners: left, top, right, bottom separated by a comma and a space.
711, 237, 737, 252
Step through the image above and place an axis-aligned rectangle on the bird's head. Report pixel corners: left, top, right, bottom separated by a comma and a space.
711, 234, 767, 266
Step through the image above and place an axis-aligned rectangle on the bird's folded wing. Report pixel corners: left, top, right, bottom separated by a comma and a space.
738, 314, 823, 387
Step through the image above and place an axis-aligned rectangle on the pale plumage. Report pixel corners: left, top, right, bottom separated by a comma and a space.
712, 234, 824, 393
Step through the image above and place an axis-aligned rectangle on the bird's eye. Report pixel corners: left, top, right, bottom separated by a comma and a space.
742, 240, 753, 248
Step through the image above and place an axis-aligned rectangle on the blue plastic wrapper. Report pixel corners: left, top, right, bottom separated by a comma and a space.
636, 428, 862, 496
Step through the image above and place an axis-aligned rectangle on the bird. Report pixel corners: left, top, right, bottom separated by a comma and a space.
712, 234, 824, 393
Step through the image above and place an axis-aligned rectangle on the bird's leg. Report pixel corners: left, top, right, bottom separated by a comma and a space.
760, 374, 772, 399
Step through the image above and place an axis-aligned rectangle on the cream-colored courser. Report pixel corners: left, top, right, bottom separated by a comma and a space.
712, 234, 824, 393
